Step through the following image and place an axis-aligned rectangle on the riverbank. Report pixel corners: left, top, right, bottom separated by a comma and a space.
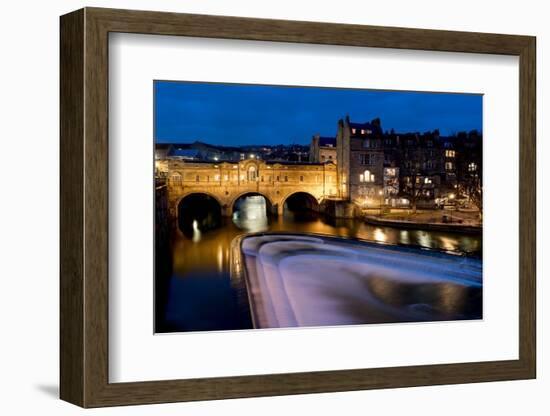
363, 209, 482, 234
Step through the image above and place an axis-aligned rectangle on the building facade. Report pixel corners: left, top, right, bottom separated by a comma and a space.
309, 134, 337, 164
330, 116, 482, 209
158, 157, 338, 218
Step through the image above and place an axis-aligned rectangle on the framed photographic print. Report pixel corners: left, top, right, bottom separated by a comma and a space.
60, 7, 536, 407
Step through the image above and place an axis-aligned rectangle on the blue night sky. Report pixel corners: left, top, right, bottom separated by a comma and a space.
154, 81, 482, 146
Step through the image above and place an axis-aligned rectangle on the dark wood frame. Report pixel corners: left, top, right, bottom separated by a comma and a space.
60, 7, 536, 408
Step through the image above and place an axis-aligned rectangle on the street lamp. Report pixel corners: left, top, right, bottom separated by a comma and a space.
449, 193, 455, 223
378, 189, 384, 217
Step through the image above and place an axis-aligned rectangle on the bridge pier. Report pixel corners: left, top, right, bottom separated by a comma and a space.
221, 204, 232, 217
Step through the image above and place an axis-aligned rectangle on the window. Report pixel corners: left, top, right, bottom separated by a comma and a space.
445, 162, 454, 171
360, 153, 375, 165
247, 166, 257, 181
468, 162, 478, 172
321, 155, 326, 161
223, 174, 228, 181
426, 160, 434, 169
276, 175, 280, 181
363, 139, 376, 149
195, 175, 199, 182
300, 175, 304, 182
385, 168, 396, 177
171, 172, 182, 185
214, 174, 220, 181
328, 155, 332, 159
361, 129, 366, 135
240, 153, 245, 160
284, 175, 288, 182
360, 170, 375, 183
424, 177, 432, 184
445, 150, 456, 157
351, 128, 357, 134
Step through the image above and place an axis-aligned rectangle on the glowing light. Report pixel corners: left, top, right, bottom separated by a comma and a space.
192, 220, 201, 242
217, 246, 223, 272
374, 228, 387, 243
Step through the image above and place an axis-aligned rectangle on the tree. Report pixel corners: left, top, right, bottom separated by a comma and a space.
398, 145, 430, 214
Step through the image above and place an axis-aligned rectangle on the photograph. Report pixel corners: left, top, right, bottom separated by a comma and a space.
153, 81, 483, 333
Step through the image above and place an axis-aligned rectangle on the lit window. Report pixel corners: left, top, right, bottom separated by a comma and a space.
468, 162, 478, 172
223, 174, 228, 181
445, 150, 456, 157
214, 174, 220, 181
247, 166, 257, 181
360, 170, 375, 183
424, 177, 432, 184
445, 162, 454, 171
361, 129, 366, 134
351, 128, 357, 134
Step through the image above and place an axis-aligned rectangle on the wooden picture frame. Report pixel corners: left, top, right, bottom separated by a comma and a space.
60, 7, 536, 408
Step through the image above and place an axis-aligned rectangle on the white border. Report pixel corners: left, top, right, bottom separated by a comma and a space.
109, 33, 519, 383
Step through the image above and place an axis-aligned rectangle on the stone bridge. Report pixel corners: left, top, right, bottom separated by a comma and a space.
161, 158, 340, 219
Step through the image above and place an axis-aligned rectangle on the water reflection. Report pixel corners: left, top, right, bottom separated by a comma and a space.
233, 195, 269, 232
157, 202, 482, 332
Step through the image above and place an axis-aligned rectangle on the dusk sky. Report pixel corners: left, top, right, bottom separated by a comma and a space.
154, 81, 482, 146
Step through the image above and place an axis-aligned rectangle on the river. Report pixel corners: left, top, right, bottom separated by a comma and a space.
155, 196, 481, 333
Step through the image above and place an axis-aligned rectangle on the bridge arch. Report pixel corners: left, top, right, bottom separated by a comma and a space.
282, 191, 321, 215
176, 192, 224, 236
230, 192, 275, 216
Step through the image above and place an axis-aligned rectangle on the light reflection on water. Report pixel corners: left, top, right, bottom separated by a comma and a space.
158, 198, 482, 333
